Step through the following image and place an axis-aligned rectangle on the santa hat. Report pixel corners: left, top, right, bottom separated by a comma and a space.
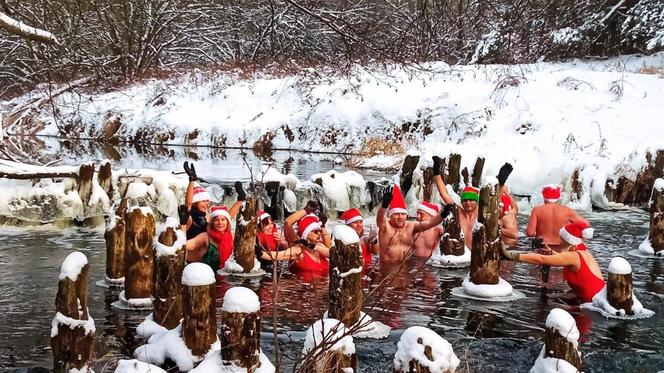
298, 214, 322, 240
340, 208, 363, 225
460, 186, 480, 202
258, 210, 271, 222
191, 185, 211, 203
417, 201, 439, 217
210, 206, 231, 222
559, 221, 594, 246
542, 184, 561, 203
499, 193, 512, 218
388, 185, 408, 216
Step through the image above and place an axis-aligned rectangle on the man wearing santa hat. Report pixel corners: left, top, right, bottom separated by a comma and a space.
526, 184, 588, 251
377, 184, 452, 263
340, 207, 378, 266
412, 201, 445, 257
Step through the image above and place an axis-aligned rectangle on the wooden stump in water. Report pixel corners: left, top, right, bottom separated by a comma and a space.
471, 157, 485, 187
264, 180, 284, 221
461, 167, 469, 187
571, 168, 582, 203
607, 257, 634, 315
234, 194, 258, 272
649, 178, 664, 254
124, 207, 156, 301
301, 319, 356, 373
98, 160, 113, 199
470, 183, 501, 285
51, 252, 94, 373
153, 221, 186, 328
440, 205, 465, 256
220, 287, 261, 370
328, 226, 363, 327
543, 327, 582, 369
77, 162, 95, 207
422, 166, 434, 202
446, 154, 462, 193
104, 198, 127, 284
400, 154, 420, 196
393, 326, 459, 373
182, 263, 217, 357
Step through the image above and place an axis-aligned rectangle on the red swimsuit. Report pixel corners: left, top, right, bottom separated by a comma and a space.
258, 226, 280, 252
290, 250, 329, 273
563, 250, 605, 302
361, 242, 373, 267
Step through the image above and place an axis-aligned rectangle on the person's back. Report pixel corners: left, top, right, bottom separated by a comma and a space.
526, 185, 587, 249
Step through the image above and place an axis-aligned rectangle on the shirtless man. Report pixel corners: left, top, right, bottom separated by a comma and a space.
526, 184, 589, 250
377, 184, 452, 263
413, 202, 445, 257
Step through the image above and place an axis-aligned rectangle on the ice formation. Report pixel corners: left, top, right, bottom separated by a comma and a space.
461, 275, 514, 298
428, 247, 471, 268
134, 325, 214, 371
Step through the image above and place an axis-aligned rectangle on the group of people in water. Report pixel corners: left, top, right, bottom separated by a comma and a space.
177, 156, 607, 304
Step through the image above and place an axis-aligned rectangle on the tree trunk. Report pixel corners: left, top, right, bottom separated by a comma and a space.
153, 226, 185, 329
471, 157, 485, 187
77, 162, 95, 207
544, 326, 582, 370
649, 179, 664, 253
422, 166, 434, 202
234, 194, 258, 272
301, 351, 356, 373
264, 181, 284, 222
99, 160, 113, 200
124, 207, 156, 300
607, 272, 634, 315
400, 154, 420, 196
328, 237, 363, 327
461, 167, 469, 187
447, 153, 461, 192
51, 258, 94, 373
440, 205, 465, 256
182, 281, 216, 357
220, 311, 261, 370
104, 198, 127, 284
470, 184, 501, 285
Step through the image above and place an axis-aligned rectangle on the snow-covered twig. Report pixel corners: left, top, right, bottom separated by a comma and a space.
0, 11, 58, 44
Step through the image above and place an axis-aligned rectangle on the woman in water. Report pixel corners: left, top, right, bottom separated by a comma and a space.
502, 221, 605, 303
179, 205, 236, 270
285, 211, 330, 273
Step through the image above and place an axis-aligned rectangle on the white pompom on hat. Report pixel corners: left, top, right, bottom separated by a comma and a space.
559, 221, 594, 245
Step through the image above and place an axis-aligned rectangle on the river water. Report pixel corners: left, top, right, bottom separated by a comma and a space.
1, 144, 663, 372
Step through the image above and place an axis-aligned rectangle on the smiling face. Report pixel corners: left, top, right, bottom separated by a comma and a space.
306, 228, 323, 244
260, 217, 274, 234
210, 215, 229, 232
193, 200, 210, 214
348, 220, 364, 236
389, 212, 407, 229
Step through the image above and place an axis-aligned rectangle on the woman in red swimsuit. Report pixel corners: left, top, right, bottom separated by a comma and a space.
289, 214, 330, 273
502, 221, 605, 303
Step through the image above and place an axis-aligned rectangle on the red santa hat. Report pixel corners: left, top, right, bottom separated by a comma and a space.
417, 201, 439, 217
559, 221, 594, 246
298, 214, 322, 240
542, 184, 562, 203
499, 193, 512, 218
388, 184, 408, 216
258, 210, 271, 222
340, 208, 363, 225
210, 206, 231, 222
191, 185, 211, 203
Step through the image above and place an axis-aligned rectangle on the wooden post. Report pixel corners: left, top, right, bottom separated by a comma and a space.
440, 205, 465, 256
400, 154, 420, 195
543, 309, 582, 370
461, 167, 469, 187
51, 252, 95, 373
104, 198, 127, 286
124, 206, 156, 302
153, 218, 186, 329
233, 193, 258, 272
301, 319, 356, 373
422, 166, 434, 202
329, 225, 363, 327
220, 287, 261, 370
78, 162, 95, 207
471, 157, 485, 187
470, 182, 500, 285
607, 257, 634, 315
393, 326, 459, 373
649, 178, 664, 254
447, 153, 462, 193
99, 160, 113, 199
265, 181, 284, 221
570, 168, 582, 203
182, 263, 217, 357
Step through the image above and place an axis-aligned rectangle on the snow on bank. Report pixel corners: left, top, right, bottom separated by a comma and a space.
114, 359, 166, 373
393, 326, 460, 373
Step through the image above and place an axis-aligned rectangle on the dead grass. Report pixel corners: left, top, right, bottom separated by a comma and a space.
639, 66, 664, 78
344, 137, 408, 169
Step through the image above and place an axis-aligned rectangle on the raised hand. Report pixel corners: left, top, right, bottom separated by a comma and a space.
432, 156, 443, 176
178, 204, 190, 225
497, 162, 513, 186
234, 181, 246, 201
183, 161, 198, 182
381, 185, 393, 208
440, 203, 454, 219
304, 200, 320, 215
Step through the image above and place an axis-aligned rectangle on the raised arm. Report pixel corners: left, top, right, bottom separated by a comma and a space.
228, 181, 246, 219
284, 209, 307, 245
183, 161, 198, 209
500, 213, 518, 240
432, 156, 455, 205
414, 203, 452, 233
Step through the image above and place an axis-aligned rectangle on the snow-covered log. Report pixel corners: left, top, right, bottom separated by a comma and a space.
649, 178, 664, 254
0, 159, 78, 179
300, 318, 356, 373
182, 263, 217, 357
393, 326, 460, 373
535, 308, 582, 371
104, 198, 127, 286
447, 154, 462, 193
51, 252, 95, 373
471, 157, 485, 187
400, 154, 420, 196
152, 218, 186, 329
329, 225, 363, 328
124, 207, 156, 305
0, 11, 58, 44
220, 287, 262, 370
233, 193, 258, 273
607, 257, 634, 315
470, 180, 501, 285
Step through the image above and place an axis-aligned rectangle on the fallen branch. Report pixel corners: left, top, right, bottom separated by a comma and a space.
0, 11, 59, 44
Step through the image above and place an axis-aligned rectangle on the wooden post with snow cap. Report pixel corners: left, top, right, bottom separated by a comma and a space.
440, 205, 465, 256
607, 257, 634, 315
98, 160, 113, 199
470, 179, 501, 285
400, 154, 420, 196
300, 318, 356, 373
77, 162, 95, 207
152, 217, 186, 328
51, 252, 95, 373
182, 263, 217, 357
233, 193, 258, 272
123, 206, 156, 305
423, 166, 434, 202
471, 157, 485, 187
104, 198, 127, 286
220, 287, 262, 370
536, 308, 582, 370
649, 178, 664, 254
393, 326, 460, 373
447, 153, 462, 192
329, 225, 363, 327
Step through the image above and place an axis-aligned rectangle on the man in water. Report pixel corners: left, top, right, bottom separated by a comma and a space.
377, 184, 451, 263
412, 201, 445, 258
526, 184, 589, 251
500, 185, 519, 247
